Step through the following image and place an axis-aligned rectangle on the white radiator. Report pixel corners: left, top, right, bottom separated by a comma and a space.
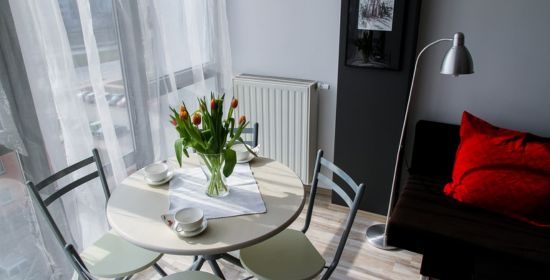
233, 74, 318, 184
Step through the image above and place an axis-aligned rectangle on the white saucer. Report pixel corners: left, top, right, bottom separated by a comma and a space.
178, 219, 208, 238
145, 171, 173, 186
236, 153, 255, 164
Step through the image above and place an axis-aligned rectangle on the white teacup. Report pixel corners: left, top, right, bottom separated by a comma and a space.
162, 208, 204, 233
232, 143, 250, 161
144, 163, 169, 182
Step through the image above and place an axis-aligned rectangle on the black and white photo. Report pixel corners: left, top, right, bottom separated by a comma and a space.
346, 0, 405, 69
357, 0, 395, 31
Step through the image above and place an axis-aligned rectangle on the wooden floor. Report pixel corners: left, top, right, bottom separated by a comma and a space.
133, 190, 423, 280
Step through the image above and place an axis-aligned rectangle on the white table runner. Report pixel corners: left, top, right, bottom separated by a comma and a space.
168, 163, 267, 219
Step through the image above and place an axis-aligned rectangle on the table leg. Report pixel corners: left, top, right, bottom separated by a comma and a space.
191, 256, 205, 271
189, 253, 243, 279
207, 259, 225, 280
219, 253, 242, 268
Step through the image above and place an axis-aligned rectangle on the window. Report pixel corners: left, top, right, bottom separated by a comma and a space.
58, 0, 134, 165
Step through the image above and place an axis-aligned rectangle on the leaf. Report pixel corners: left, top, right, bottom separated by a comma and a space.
223, 148, 237, 177
229, 118, 235, 138
227, 121, 249, 148
237, 137, 258, 157
175, 138, 184, 167
206, 137, 215, 153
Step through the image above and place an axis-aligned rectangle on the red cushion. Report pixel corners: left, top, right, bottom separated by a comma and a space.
444, 112, 550, 227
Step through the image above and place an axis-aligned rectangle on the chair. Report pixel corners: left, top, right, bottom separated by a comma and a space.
239, 149, 366, 280
236, 122, 259, 147
26, 149, 166, 279
64, 244, 222, 280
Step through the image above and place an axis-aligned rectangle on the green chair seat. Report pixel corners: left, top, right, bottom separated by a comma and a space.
240, 229, 326, 280
162, 271, 222, 280
80, 230, 163, 278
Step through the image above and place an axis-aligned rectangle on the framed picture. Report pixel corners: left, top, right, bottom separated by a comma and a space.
345, 0, 406, 70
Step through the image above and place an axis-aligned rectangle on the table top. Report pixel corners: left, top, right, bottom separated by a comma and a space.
107, 156, 305, 256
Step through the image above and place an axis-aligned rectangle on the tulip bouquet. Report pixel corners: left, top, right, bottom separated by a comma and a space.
170, 94, 255, 197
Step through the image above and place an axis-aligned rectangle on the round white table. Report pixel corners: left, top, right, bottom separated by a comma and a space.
107, 156, 305, 278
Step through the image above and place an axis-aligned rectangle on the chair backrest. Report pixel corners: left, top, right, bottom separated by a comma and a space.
25, 149, 109, 278
235, 122, 259, 147
304, 149, 366, 280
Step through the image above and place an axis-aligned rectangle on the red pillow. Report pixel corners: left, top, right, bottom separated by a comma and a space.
444, 112, 550, 227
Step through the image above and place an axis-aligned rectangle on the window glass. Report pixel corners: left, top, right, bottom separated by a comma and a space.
58, 0, 134, 163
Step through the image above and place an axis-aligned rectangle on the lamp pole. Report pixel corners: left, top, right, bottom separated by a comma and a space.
366, 33, 474, 250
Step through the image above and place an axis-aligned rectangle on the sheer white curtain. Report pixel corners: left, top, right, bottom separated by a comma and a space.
0, 80, 55, 279
9, 0, 114, 261
0, 80, 25, 155
1, 0, 233, 278
116, 0, 234, 162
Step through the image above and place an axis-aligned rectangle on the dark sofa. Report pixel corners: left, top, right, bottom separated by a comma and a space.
386, 120, 550, 280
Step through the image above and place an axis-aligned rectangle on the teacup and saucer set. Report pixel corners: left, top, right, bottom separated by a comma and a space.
161, 207, 208, 238
144, 162, 173, 186
232, 144, 259, 163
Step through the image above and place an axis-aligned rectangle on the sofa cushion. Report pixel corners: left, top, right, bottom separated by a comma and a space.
443, 112, 550, 227
408, 120, 460, 180
388, 175, 550, 266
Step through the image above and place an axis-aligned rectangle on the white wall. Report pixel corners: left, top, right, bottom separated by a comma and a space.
410, 0, 550, 137
227, 0, 341, 163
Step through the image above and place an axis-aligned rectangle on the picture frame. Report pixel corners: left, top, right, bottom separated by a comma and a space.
345, 0, 406, 70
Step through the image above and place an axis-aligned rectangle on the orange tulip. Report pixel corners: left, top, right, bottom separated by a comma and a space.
239, 115, 246, 125
170, 118, 177, 126
231, 98, 238, 109
192, 113, 201, 126
210, 98, 217, 110
179, 109, 189, 120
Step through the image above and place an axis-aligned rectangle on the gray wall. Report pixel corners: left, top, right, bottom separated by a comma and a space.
410, 0, 550, 140
333, 0, 421, 214
226, 0, 340, 165
227, 0, 550, 214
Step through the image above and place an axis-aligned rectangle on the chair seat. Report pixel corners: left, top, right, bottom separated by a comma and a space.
162, 271, 222, 280
80, 230, 162, 278
240, 229, 326, 280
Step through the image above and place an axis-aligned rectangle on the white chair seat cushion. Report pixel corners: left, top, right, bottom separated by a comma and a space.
80, 230, 162, 278
162, 271, 222, 280
240, 229, 326, 280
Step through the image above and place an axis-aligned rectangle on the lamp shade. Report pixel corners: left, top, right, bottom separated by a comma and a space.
440, 32, 474, 76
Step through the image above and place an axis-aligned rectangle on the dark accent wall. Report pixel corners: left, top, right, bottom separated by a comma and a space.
333, 0, 422, 214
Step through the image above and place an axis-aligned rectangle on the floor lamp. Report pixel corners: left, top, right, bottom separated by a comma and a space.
366, 32, 474, 250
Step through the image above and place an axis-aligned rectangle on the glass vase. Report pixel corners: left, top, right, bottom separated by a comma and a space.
198, 152, 229, 197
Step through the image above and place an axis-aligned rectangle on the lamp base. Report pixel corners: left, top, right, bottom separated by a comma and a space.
366, 223, 397, 250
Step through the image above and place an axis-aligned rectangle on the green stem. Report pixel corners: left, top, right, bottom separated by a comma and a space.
201, 153, 228, 197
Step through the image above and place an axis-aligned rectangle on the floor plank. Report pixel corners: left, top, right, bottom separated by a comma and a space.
133, 190, 422, 279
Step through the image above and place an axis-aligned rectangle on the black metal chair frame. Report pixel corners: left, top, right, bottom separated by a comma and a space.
25, 148, 166, 280
236, 122, 259, 148
303, 149, 366, 280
